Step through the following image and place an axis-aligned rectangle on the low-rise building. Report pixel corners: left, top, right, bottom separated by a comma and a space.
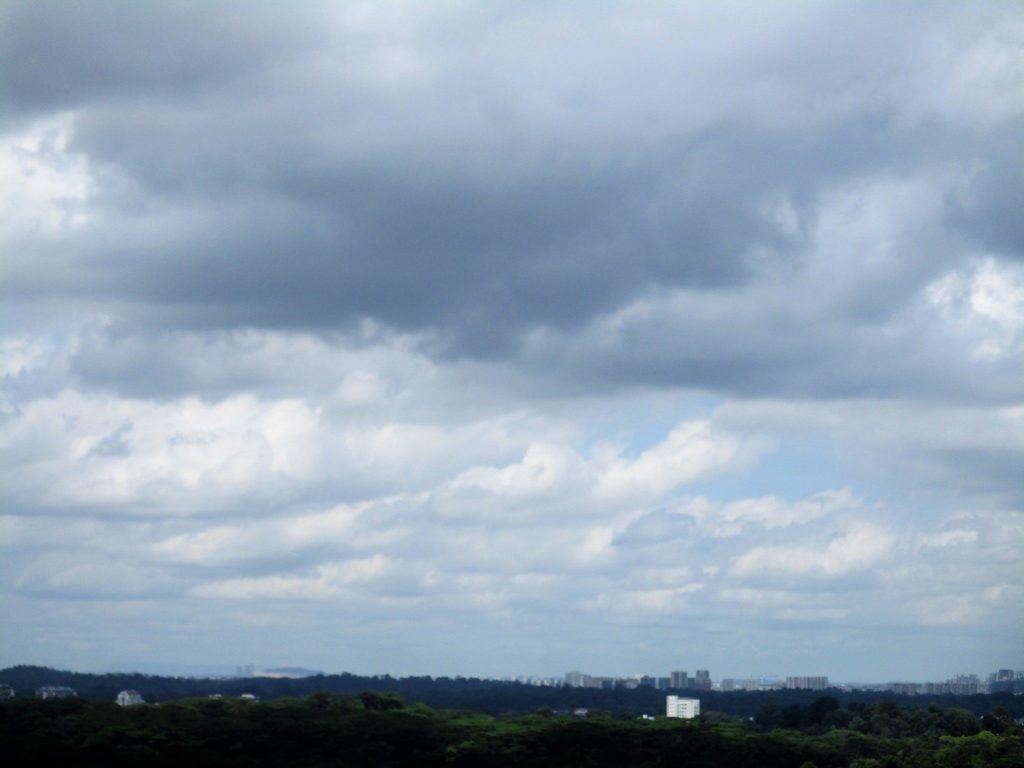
666, 695, 700, 719
36, 686, 76, 699
0, 684, 14, 699
116, 690, 145, 706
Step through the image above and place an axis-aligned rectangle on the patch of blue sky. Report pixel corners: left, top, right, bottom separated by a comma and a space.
688, 435, 846, 503
575, 392, 723, 458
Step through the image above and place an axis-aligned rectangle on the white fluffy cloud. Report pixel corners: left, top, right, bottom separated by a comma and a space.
0, 390, 323, 514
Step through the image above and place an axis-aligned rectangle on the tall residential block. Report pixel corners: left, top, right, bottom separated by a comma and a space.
694, 670, 712, 691
785, 676, 829, 690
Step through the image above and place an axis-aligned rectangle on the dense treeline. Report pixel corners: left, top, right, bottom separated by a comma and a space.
1, 692, 1021, 768
3, 665, 1022, 720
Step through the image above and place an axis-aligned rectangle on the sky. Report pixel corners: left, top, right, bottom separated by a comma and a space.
1, 1, 1022, 683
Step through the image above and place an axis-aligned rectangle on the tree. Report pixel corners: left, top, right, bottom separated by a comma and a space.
807, 696, 840, 727
359, 691, 405, 711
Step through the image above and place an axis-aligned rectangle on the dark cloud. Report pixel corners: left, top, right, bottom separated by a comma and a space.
9, 0, 1016, 379
0, 0, 323, 125
1, 1, 1019, 412
945, 122, 1024, 259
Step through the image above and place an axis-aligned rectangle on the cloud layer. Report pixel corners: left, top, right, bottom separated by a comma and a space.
1, 1, 1022, 680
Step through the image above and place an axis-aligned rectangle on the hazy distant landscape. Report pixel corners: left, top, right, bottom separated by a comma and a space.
3, 666, 1023, 767
4, 665, 1024, 719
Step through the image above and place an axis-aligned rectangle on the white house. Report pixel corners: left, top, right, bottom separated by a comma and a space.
116, 690, 144, 706
665, 695, 700, 719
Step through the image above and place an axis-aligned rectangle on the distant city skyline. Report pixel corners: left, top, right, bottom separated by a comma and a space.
1, 2, 1022, 681
6, 661, 1024, 703
18, 659, 1020, 694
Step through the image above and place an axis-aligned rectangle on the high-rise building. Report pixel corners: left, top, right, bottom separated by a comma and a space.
670, 670, 688, 689
785, 676, 829, 691
948, 674, 979, 695
885, 682, 920, 695
694, 670, 712, 691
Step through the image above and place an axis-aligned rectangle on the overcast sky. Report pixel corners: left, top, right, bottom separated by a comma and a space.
2, 1, 1022, 683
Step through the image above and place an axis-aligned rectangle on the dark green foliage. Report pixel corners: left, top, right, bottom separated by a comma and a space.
808, 696, 842, 726
2, 693, 1022, 768
360, 691, 406, 711
981, 707, 1017, 736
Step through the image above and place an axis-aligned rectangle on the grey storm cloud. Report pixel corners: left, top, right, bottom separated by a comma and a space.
0, 0, 320, 121
4, 0, 1020, 401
